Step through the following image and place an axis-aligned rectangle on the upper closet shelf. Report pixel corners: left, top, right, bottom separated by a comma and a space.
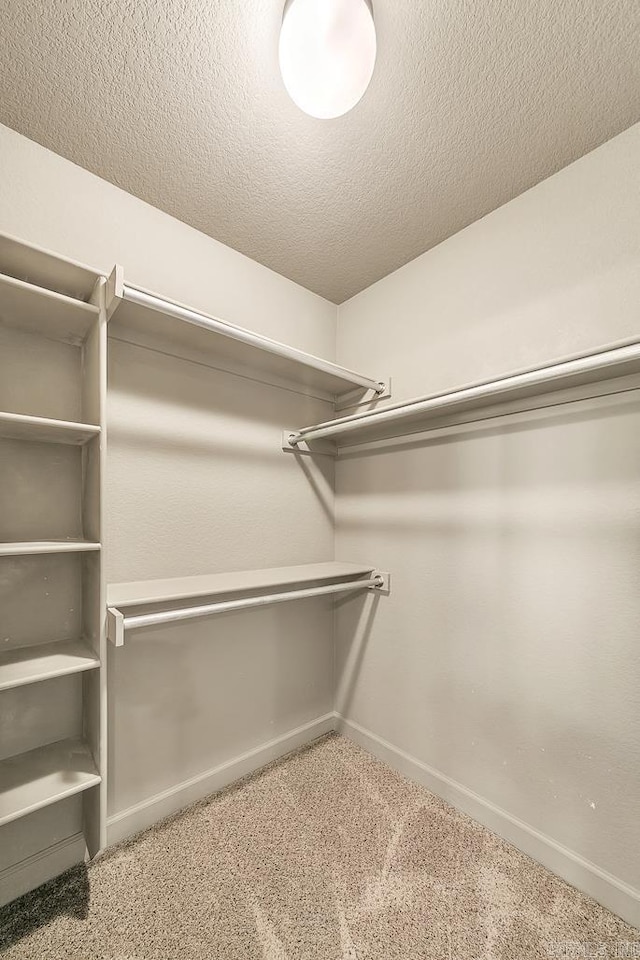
0, 232, 100, 303
0, 411, 100, 445
0, 272, 98, 345
284, 336, 640, 451
106, 268, 387, 405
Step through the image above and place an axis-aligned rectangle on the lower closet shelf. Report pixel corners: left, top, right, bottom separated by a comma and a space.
108, 561, 377, 608
0, 739, 101, 827
107, 561, 385, 646
0, 640, 100, 692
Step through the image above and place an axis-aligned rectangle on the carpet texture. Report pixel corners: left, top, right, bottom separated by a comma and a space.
0, 733, 637, 959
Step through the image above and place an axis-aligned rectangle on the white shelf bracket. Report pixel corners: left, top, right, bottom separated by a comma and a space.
105, 265, 124, 322
107, 607, 125, 647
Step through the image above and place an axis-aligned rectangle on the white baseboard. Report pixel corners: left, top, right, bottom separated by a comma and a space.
335, 714, 640, 930
107, 712, 336, 846
0, 833, 86, 908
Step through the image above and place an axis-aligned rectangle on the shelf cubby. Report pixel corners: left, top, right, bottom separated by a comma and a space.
0, 272, 98, 345
0, 232, 99, 303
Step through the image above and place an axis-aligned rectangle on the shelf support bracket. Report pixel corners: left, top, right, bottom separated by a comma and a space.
105, 265, 124, 322
107, 607, 125, 647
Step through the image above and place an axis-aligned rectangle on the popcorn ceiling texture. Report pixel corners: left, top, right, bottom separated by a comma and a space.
1, 735, 637, 958
0, 0, 639, 303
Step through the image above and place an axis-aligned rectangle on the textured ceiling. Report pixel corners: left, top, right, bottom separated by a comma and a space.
1, 1, 639, 303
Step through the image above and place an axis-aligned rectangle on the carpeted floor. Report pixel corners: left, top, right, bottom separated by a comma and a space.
0, 733, 637, 959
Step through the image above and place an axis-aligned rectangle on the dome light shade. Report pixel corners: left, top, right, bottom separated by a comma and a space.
279, 0, 376, 119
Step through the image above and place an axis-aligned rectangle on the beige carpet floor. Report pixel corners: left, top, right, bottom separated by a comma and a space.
0, 733, 637, 959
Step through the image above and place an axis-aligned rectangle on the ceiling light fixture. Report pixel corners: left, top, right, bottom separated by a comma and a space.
279, 0, 376, 120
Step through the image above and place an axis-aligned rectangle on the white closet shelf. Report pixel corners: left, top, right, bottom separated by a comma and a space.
106, 270, 386, 404
285, 336, 640, 450
0, 640, 100, 692
0, 541, 101, 557
0, 271, 98, 345
0, 231, 100, 303
0, 739, 101, 828
107, 562, 386, 646
0, 411, 100, 445
108, 561, 377, 609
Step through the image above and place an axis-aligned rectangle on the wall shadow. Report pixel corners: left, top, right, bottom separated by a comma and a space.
334, 591, 380, 719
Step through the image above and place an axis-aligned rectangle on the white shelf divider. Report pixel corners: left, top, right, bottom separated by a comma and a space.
0, 640, 100, 692
0, 411, 100, 445
0, 739, 101, 828
0, 541, 101, 557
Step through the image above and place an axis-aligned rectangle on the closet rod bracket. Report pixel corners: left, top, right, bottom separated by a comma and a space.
371, 570, 391, 594
281, 429, 335, 457
334, 377, 392, 411
107, 607, 125, 647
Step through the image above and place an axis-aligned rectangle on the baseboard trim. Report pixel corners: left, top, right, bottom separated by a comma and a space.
107, 713, 336, 846
0, 833, 86, 907
335, 714, 640, 929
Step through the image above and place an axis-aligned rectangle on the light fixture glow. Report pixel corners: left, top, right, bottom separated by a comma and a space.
279, 0, 376, 120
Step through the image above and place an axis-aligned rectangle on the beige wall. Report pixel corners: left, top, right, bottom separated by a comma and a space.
2, 116, 639, 921
0, 124, 338, 833
0, 124, 335, 356
335, 122, 640, 918
106, 338, 335, 823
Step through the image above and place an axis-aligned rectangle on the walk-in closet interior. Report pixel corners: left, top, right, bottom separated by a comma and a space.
0, 0, 639, 955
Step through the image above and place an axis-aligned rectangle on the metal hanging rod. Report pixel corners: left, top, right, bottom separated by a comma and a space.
107, 573, 387, 647
119, 283, 385, 396
287, 337, 640, 447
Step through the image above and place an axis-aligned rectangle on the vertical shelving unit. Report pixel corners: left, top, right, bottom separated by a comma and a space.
0, 234, 107, 904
